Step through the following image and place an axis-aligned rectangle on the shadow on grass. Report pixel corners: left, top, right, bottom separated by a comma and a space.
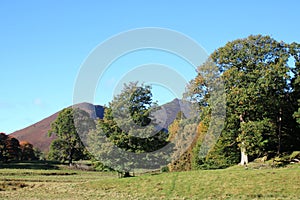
0, 160, 61, 170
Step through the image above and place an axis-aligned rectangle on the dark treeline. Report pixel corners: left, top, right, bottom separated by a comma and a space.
0, 132, 38, 162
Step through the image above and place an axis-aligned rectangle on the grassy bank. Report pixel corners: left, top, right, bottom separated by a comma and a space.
0, 163, 299, 199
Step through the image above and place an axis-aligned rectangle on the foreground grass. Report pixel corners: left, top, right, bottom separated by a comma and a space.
0, 164, 299, 199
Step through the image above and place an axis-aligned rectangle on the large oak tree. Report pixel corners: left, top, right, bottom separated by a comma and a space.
191, 35, 300, 168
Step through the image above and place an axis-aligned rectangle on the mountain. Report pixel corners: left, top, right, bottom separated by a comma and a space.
10, 99, 191, 153
10, 103, 105, 153
10, 112, 59, 153
154, 98, 192, 129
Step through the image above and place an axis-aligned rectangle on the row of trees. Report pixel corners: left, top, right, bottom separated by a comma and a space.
0, 132, 37, 162
48, 83, 169, 176
48, 34, 300, 173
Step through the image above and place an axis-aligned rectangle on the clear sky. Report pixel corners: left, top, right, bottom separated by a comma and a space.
1, 0, 299, 134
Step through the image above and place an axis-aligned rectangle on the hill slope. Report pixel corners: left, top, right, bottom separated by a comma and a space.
10, 103, 104, 152
10, 112, 59, 153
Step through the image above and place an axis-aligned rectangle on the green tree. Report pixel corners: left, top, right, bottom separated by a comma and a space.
294, 101, 300, 124
48, 139, 69, 162
187, 58, 228, 169
48, 107, 94, 164
88, 82, 169, 177
291, 43, 300, 125
191, 35, 300, 168
237, 119, 275, 165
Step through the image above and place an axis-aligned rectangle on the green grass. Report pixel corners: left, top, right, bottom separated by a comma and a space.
0, 163, 299, 199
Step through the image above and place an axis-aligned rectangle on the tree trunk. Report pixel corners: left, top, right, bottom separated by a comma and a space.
277, 108, 282, 155
240, 144, 248, 166
239, 114, 248, 165
68, 148, 73, 166
123, 171, 131, 177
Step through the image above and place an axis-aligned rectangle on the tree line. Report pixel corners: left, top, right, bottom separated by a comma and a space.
0, 132, 38, 162
47, 34, 300, 173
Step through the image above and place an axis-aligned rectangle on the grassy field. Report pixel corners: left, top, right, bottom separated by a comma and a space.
0, 162, 299, 200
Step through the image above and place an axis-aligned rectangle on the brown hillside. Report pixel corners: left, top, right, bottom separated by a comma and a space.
10, 103, 105, 153
10, 112, 58, 153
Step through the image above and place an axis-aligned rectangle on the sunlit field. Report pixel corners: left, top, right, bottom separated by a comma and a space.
1, 162, 299, 200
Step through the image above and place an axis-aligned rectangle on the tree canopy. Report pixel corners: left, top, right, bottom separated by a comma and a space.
189, 35, 300, 169
48, 108, 94, 164
87, 82, 170, 176
0, 132, 36, 162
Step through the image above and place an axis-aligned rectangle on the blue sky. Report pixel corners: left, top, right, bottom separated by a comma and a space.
1, 0, 299, 134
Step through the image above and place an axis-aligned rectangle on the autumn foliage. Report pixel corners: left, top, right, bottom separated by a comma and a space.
0, 132, 37, 162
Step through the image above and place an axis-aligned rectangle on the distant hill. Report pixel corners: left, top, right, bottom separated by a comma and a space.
153, 98, 192, 130
10, 103, 105, 153
10, 99, 190, 153
10, 112, 59, 153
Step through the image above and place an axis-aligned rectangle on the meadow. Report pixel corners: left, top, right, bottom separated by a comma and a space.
0, 162, 299, 200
